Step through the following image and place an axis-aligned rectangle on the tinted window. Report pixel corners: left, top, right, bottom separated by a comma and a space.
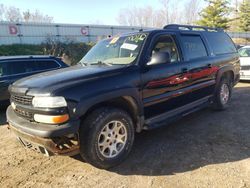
0, 61, 30, 76
0, 62, 8, 76
0, 60, 59, 76
181, 35, 207, 60
27, 60, 59, 71
205, 32, 237, 55
151, 35, 180, 63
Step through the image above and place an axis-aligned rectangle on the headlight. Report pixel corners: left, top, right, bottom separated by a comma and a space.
32, 96, 67, 108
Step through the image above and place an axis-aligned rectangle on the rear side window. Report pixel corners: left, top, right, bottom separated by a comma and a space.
205, 32, 237, 55
181, 35, 208, 60
0, 60, 60, 76
1, 61, 32, 76
35, 60, 60, 70
0, 62, 8, 76
24, 60, 59, 72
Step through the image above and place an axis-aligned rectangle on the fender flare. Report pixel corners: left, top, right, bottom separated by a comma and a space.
75, 88, 144, 132
215, 65, 235, 91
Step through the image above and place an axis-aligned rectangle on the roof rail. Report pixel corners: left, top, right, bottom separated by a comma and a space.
163, 24, 224, 32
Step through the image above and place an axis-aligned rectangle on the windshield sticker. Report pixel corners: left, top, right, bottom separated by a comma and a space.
110, 37, 119, 44
121, 43, 138, 51
127, 34, 147, 43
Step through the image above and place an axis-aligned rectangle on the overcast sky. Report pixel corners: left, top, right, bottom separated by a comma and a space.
0, 0, 172, 25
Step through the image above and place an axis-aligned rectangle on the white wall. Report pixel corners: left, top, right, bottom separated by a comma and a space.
0, 21, 249, 45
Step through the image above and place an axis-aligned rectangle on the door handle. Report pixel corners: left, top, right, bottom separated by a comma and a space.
182, 68, 189, 73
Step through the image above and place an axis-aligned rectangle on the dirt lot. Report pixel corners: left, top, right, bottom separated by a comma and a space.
0, 82, 250, 188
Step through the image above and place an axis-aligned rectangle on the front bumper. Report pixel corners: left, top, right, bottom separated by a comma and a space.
7, 106, 80, 155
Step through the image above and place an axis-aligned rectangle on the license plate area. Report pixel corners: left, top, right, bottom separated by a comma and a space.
17, 137, 50, 156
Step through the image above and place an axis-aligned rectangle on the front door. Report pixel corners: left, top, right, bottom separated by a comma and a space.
141, 34, 192, 119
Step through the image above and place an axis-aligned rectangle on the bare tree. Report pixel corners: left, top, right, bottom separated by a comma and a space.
183, 0, 201, 24
0, 4, 53, 23
117, 6, 158, 27
117, 7, 141, 26
159, 0, 183, 24
23, 10, 53, 23
23, 10, 31, 22
116, 0, 202, 28
0, 4, 5, 21
5, 6, 22, 22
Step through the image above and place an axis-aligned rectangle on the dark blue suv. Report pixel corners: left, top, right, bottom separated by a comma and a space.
0, 55, 68, 107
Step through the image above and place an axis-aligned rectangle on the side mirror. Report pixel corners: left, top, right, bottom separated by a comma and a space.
147, 51, 171, 66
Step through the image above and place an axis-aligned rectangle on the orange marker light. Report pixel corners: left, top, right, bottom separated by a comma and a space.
52, 114, 69, 124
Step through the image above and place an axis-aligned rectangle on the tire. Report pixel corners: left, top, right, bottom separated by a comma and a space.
79, 107, 135, 169
212, 77, 232, 110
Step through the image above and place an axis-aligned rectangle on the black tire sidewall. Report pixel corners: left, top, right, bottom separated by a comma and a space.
80, 108, 134, 169
214, 78, 232, 110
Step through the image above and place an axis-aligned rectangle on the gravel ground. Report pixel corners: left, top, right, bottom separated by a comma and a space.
0, 82, 250, 188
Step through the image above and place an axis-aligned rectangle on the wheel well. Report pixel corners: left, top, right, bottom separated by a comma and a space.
221, 71, 234, 84
80, 96, 141, 132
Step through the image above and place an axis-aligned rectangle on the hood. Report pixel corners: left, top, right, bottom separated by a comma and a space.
12, 65, 125, 95
240, 57, 250, 66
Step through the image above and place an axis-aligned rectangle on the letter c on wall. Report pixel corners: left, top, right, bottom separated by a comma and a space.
80, 27, 88, 35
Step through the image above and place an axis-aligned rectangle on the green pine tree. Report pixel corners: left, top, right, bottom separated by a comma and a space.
239, 0, 250, 32
197, 0, 230, 29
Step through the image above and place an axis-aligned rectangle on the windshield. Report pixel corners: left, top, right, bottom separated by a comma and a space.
80, 33, 148, 65
239, 48, 250, 57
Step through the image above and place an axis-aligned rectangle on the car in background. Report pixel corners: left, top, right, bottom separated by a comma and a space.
0, 55, 68, 107
238, 46, 250, 80
236, 44, 245, 50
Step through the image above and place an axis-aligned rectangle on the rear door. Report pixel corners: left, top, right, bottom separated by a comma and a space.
179, 33, 217, 101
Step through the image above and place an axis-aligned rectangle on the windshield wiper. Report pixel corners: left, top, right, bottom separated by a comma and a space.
79, 61, 88, 66
91, 61, 112, 66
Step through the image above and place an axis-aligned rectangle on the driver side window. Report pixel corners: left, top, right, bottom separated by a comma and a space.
151, 35, 180, 63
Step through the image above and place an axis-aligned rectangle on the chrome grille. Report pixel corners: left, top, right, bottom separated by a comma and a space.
11, 94, 33, 106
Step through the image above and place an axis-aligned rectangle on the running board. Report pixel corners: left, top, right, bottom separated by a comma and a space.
143, 96, 212, 130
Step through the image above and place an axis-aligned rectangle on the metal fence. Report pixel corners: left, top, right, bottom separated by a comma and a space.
0, 22, 148, 45
0, 21, 249, 45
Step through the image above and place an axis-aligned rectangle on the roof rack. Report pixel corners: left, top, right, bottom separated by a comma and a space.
163, 24, 224, 32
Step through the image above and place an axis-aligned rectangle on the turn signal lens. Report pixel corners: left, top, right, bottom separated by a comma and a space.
34, 114, 69, 124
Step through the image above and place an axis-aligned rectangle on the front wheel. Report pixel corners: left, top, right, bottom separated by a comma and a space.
79, 107, 135, 169
212, 77, 232, 110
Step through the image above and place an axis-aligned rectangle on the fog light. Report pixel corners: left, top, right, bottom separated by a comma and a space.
34, 114, 69, 124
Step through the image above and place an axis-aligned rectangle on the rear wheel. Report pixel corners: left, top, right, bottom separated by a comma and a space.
213, 77, 232, 110
79, 107, 134, 169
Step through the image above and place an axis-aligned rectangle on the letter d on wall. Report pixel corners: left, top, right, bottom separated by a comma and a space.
9, 25, 18, 35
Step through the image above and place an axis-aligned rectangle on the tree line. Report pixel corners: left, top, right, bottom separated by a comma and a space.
117, 0, 250, 31
0, 1, 249, 31
0, 4, 53, 23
